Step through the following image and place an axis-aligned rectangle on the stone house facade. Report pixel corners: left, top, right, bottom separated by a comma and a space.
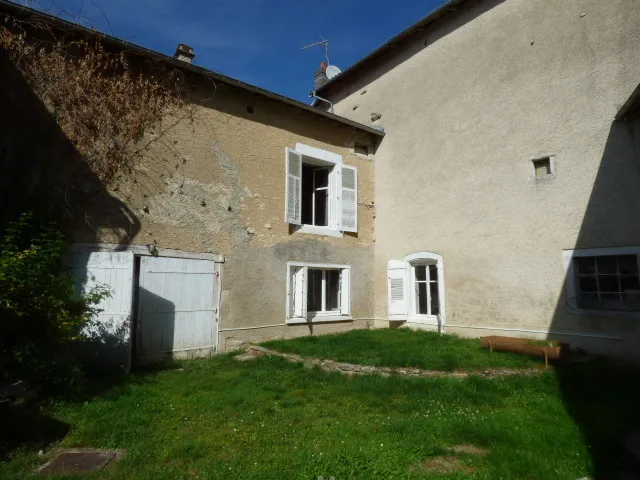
1, 0, 639, 365
0, 1, 382, 367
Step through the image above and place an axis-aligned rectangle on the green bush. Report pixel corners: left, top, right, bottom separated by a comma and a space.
0, 214, 108, 389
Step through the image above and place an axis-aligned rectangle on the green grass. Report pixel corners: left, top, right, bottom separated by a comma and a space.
1, 339, 639, 479
262, 329, 544, 371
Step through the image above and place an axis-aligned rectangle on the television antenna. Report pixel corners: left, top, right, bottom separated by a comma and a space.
301, 36, 330, 65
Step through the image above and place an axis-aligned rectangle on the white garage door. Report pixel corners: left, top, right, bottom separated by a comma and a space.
137, 256, 219, 362
67, 251, 135, 368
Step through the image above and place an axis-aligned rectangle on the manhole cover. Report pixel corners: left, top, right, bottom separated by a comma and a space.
39, 450, 117, 474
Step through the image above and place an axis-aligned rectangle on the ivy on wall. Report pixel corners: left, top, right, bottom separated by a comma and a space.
0, 14, 189, 184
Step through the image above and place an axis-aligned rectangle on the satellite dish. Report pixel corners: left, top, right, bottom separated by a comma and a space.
326, 65, 342, 79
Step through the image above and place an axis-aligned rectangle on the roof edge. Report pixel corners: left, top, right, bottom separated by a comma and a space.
0, 0, 383, 137
316, 0, 469, 94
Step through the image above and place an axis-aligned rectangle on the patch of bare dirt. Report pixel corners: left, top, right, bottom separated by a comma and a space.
416, 456, 475, 475
451, 444, 489, 456
246, 345, 544, 378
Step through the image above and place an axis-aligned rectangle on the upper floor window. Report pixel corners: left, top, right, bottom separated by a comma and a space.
285, 144, 358, 235
302, 164, 330, 227
563, 247, 640, 315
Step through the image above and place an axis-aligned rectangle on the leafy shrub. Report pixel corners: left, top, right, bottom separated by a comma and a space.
0, 213, 109, 389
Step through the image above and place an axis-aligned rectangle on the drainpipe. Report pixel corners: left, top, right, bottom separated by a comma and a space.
309, 90, 334, 114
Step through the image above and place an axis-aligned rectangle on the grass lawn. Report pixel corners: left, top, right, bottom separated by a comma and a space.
261, 329, 545, 371
1, 333, 639, 479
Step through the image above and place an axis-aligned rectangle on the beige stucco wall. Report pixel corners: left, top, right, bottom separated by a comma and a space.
77, 81, 379, 350
323, 0, 640, 357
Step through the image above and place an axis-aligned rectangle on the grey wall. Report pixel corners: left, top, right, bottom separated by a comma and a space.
221, 241, 374, 350
322, 0, 640, 355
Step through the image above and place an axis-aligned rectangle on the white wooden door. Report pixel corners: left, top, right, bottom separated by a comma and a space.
67, 251, 135, 368
137, 256, 218, 361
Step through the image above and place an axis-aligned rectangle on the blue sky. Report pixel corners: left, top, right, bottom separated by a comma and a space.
23, 0, 446, 102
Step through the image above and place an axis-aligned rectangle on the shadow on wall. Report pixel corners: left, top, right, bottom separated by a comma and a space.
0, 48, 150, 458
0, 50, 140, 243
135, 287, 176, 366
0, 51, 142, 363
549, 117, 640, 479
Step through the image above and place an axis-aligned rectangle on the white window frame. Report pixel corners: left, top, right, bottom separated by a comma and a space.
411, 264, 439, 317
296, 143, 341, 237
563, 246, 640, 318
311, 167, 330, 227
387, 252, 446, 329
404, 252, 445, 326
284, 143, 358, 238
286, 261, 352, 324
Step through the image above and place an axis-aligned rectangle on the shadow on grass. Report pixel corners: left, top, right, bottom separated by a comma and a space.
548, 111, 640, 478
0, 357, 184, 463
556, 359, 640, 479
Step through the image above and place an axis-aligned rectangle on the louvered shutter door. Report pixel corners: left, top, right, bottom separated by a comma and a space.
340, 268, 350, 315
340, 165, 358, 232
285, 148, 302, 224
388, 260, 409, 319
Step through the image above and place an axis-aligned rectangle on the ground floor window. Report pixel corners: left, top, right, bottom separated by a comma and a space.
413, 264, 440, 316
564, 247, 640, 314
287, 262, 351, 322
308, 268, 341, 312
387, 252, 445, 326
574, 254, 640, 311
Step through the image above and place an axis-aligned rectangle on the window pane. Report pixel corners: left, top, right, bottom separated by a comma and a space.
578, 276, 598, 293
600, 294, 622, 310
414, 265, 427, 281
430, 282, 440, 315
429, 264, 438, 282
577, 293, 599, 310
621, 275, 640, 292
597, 256, 617, 274
301, 164, 314, 225
314, 189, 328, 226
416, 282, 428, 314
575, 257, 595, 275
314, 168, 329, 188
622, 294, 640, 311
326, 270, 340, 312
598, 275, 620, 293
307, 269, 323, 312
619, 255, 639, 275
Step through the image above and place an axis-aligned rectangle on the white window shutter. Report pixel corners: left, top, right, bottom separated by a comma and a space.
285, 148, 302, 225
388, 260, 409, 319
290, 266, 307, 318
300, 267, 307, 318
340, 268, 350, 315
340, 165, 358, 232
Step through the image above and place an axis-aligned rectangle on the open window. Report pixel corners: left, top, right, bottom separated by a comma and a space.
285, 145, 358, 235
287, 262, 351, 323
387, 252, 445, 328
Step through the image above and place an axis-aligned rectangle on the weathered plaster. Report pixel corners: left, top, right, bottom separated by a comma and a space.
80, 81, 379, 349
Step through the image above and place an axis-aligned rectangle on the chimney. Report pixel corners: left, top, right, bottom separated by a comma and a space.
174, 44, 195, 63
314, 61, 328, 89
